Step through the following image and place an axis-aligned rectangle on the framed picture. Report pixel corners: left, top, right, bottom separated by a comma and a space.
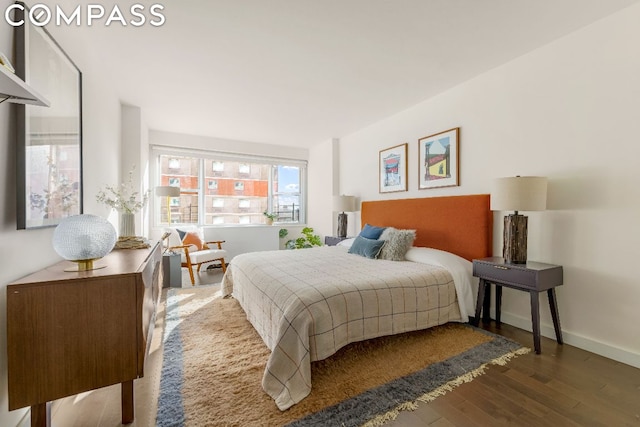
418, 128, 459, 190
15, 4, 83, 229
379, 143, 408, 193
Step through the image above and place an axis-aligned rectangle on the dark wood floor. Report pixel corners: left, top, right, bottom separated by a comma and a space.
391, 321, 640, 426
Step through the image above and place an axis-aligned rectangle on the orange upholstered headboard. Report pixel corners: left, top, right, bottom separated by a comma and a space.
361, 194, 492, 261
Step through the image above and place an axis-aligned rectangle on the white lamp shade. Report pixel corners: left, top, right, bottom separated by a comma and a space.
53, 214, 117, 261
491, 176, 547, 212
156, 186, 180, 197
333, 195, 356, 212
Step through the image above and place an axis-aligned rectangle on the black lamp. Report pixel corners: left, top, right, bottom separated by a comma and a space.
333, 195, 356, 238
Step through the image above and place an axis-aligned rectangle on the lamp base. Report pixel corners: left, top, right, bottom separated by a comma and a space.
503, 214, 528, 264
64, 259, 107, 272
337, 212, 348, 238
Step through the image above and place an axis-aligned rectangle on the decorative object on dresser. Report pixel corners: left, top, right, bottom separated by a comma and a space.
379, 143, 408, 193
491, 176, 547, 264
332, 195, 356, 238
156, 185, 180, 224
6, 242, 162, 427
52, 214, 117, 271
96, 166, 150, 249
418, 127, 459, 190
472, 257, 563, 354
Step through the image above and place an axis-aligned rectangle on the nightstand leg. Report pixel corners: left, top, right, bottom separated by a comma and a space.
482, 282, 491, 323
530, 291, 541, 354
495, 285, 502, 324
548, 288, 564, 344
474, 279, 486, 326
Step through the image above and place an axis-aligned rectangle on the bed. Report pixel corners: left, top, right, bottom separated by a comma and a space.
221, 194, 492, 410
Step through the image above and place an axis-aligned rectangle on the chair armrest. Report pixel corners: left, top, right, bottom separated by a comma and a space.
169, 244, 191, 256
205, 240, 225, 249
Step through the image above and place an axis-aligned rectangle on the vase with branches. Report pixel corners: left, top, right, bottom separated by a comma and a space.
96, 167, 150, 237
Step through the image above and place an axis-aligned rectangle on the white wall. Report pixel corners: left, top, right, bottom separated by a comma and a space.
307, 138, 338, 239
0, 1, 122, 424
121, 104, 151, 237
338, 4, 640, 367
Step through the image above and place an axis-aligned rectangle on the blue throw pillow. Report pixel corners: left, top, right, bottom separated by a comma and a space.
348, 236, 386, 259
359, 223, 386, 240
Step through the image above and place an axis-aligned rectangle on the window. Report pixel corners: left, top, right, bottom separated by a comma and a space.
272, 165, 301, 223
153, 148, 306, 226
169, 158, 180, 169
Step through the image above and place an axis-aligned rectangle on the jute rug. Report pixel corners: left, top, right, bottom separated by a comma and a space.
156, 286, 529, 427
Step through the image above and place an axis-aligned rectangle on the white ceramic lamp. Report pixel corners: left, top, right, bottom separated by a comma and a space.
53, 214, 117, 271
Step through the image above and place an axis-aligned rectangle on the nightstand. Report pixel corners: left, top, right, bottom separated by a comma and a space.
324, 236, 348, 246
472, 257, 563, 354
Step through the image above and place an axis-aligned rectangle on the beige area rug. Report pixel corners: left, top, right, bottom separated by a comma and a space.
156, 286, 529, 427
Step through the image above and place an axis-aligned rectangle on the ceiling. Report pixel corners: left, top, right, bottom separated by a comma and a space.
49, 0, 638, 148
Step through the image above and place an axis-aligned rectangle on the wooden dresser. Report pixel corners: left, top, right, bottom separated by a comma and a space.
6, 241, 162, 426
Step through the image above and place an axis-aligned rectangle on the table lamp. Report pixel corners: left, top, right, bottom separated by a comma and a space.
156, 185, 180, 224
491, 176, 547, 264
333, 195, 356, 238
52, 214, 117, 271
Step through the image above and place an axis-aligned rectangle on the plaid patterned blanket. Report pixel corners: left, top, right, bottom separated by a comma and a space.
221, 246, 465, 410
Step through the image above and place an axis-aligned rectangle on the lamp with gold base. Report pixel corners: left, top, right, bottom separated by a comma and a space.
53, 214, 117, 272
156, 185, 181, 224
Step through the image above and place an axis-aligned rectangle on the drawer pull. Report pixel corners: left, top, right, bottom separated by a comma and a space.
494, 265, 509, 270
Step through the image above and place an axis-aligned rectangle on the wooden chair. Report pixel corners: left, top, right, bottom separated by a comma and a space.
165, 228, 228, 285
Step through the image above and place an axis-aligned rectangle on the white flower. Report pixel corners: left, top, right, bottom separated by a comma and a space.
96, 168, 150, 214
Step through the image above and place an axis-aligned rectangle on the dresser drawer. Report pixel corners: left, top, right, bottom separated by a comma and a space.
473, 261, 538, 289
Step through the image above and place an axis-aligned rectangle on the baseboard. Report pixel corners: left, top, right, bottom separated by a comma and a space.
500, 312, 640, 369
14, 401, 59, 427
16, 409, 29, 427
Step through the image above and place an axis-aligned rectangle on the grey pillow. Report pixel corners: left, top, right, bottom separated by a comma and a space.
348, 236, 386, 259
379, 228, 416, 261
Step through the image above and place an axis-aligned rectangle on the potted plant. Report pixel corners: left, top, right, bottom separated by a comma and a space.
285, 227, 322, 249
263, 211, 277, 225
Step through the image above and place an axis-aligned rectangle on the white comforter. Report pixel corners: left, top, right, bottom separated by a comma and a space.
221, 245, 476, 410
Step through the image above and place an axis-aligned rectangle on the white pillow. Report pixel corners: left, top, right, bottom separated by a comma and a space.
336, 238, 355, 248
